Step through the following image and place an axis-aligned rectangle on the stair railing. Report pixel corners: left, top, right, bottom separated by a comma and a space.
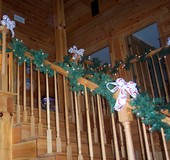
1, 26, 170, 160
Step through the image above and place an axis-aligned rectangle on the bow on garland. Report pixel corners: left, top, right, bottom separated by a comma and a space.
106, 78, 138, 111
0, 15, 16, 37
68, 45, 85, 61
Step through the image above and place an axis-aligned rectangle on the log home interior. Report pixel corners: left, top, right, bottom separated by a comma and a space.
0, 0, 170, 160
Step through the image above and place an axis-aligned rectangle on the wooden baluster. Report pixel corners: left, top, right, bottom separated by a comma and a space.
164, 57, 170, 83
137, 119, 146, 160
78, 93, 83, 131
37, 70, 43, 136
71, 91, 75, 123
97, 95, 106, 159
16, 63, 20, 123
101, 96, 106, 115
46, 73, 52, 153
151, 56, 162, 97
161, 128, 170, 160
54, 72, 62, 152
74, 92, 83, 160
1, 27, 7, 75
84, 86, 94, 160
99, 95, 107, 144
23, 62, 27, 122
140, 61, 156, 159
157, 56, 170, 102
30, 61, 35, 137
63, 76, 72, 159
8, 52, 13, 92
142, 123, 152, 160
111, 113, 120, 160
140, 62, 147, 90
91, 96, 98, 143
146, 61, 155, 97
133, 62, 140, 87
118, 123, 126, 158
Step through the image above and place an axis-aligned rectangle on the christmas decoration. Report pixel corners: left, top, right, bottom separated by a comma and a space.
0, 35, 170, 139
106, 78, 138, 111
68, 45, 85, 61
167, 37, 170, 46
0, 15, 16, 37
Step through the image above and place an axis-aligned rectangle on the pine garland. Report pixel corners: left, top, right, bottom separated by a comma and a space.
1, 37, 170, 140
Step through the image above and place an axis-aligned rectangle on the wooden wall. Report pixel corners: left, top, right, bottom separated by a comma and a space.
2, 0, 170, 64
65, 0, 170, 64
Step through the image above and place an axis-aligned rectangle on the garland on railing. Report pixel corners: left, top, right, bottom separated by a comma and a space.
131, 92, 170, 140
1, 37, 170, 140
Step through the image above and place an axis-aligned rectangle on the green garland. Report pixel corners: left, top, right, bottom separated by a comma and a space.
131, 92, 170, 140
2, 37, 170, 140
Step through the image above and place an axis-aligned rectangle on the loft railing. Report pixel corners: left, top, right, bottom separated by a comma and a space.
1, 26, 170, 160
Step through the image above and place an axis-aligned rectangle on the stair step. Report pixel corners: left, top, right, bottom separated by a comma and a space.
13, 122, 89, 144
13, 139, 37, 159
37, 137, 113, 158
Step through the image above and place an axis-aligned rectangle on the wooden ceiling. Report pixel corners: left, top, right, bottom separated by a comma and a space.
2, 0, 170, 59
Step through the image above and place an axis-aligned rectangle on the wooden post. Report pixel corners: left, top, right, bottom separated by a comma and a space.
137, 119, 146, 160
118, 123, 126, 158
91, 96, 98, 143
142, 123, 152, 160
0, 27, 8, 91
30, 61, 35, 137
118, 105, 135, 160
97, 95, 106, 160
46, 73, 52, 153
111, 113, 120, 160
37, 70, 43, 136
74, 92, 83, 160
63, 76, 72, 160
23, 62, 27, 122
84, 86, 94, 160
54, 72, 62, 152
16, 64, 20, 123
161, 128, 170, 160
53, 0, 67, 114
0, 24, 14, 160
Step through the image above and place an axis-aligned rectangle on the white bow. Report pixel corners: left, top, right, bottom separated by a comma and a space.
68, 45, 85, 60
167, 37, 170, 46
1, 15, 16, 37
106, 78, 138, 111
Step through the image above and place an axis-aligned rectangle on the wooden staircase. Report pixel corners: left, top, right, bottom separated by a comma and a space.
12, 106, 114, 160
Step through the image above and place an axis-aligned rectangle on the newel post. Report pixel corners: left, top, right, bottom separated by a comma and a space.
0, 26, 13, 160
0, 26, 8, 90
118, 103, 135, 160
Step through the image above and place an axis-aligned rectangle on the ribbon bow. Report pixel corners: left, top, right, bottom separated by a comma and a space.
1, 15, 16, 38
68, 45, 85, 60
167, 37, 170, 46
106, 78, 138, 111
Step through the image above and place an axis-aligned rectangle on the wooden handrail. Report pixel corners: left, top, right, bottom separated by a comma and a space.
25, 52, 99, 90
24, 52, 170, 125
